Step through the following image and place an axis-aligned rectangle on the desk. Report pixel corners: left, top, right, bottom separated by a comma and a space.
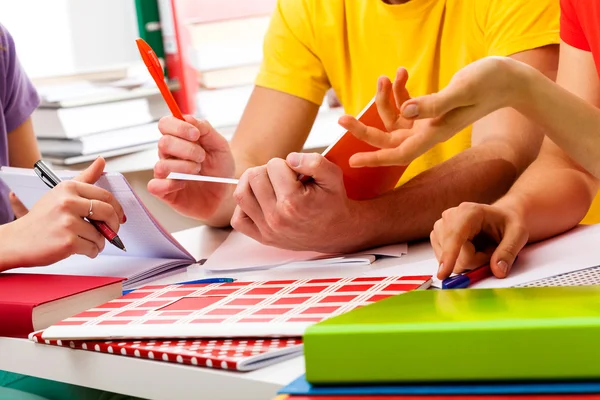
0, 227, 439, 400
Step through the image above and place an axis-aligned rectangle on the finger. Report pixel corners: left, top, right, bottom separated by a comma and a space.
9, 192, 28, 218
189, 117, 229, 153
158, 135, 206, 163
438, 221, 479, 278
401, 85, 471, 120
286, 153, 343, 192
430, 230, 443, 261
264, 158, 300, 202
246, 164, 277, 215
85, 199, 121, 233
375, 76, 400, 131
153, 159, 202, 179
453, 242, 492, 274
71, 235, 103, 259
73, 219, 106, 254
158, 116, 201, 142
348, 146, 412, 168
489, 222, 529, 278
233, 169, 267, 228
230, 205, 263, 243
71, 182, 125, 224
73, 157, 105, 185
147, 178, 186, 199
392, 67, 411, 110
338, 115, 394, 149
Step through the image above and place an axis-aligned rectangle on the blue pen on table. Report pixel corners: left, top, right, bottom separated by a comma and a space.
122, 278, 235, 295
442, 264, 493, 289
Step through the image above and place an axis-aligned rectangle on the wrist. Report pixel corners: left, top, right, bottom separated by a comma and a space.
492, 193, 528, 223
0, 222, 21, 272
503, 58, 537, 110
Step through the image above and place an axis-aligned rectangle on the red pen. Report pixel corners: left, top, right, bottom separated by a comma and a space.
33, 160, 126, 252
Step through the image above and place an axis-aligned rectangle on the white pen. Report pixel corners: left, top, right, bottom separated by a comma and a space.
167, 172, 239, 185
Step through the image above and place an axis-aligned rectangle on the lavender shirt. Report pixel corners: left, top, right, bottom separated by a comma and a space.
0, 24, 40, 225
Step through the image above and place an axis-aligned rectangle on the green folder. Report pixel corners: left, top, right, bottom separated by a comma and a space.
134, 0, 166, 73
303, 286, 600, 384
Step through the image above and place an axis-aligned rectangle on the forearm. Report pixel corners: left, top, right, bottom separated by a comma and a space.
358, 143, 521, 246
510, 61, 600, 178
493, 153, 599, 242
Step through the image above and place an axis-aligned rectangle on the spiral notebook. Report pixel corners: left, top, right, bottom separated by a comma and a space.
517, 265, 600, 287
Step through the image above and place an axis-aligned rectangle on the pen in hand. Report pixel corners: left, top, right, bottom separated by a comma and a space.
33, 160, 127, 252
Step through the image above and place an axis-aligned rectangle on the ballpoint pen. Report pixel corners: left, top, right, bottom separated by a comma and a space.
33, 160, 126, 252
442, 264, 493, 289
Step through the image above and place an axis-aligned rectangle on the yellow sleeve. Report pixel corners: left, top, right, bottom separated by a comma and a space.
479, 0, 560, 57
255, 0, 329, 105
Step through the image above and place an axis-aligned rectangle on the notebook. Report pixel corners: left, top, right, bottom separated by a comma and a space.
279, 374, 600, 396
0, 168, 199, 289
202, 230, 408, 272
40, 275, 432, 340
0, 274, 123, 338
29, 331, 302, 372
303, 286, 600, 384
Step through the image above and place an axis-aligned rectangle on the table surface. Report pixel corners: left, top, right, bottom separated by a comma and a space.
0, 226, 439, 400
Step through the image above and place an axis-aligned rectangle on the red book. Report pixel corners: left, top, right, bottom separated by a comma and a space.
30, 332, 302, 371
0, 274, 123, 338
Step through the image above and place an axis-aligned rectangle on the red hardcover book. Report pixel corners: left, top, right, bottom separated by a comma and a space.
30, 331, 302, 371
0, 274, 123, 338
41, 275, 432, 340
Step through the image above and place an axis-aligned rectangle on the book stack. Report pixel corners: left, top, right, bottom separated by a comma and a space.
26, 276, 432, 371
169, 0, 276, 128
32, 75, 170, 166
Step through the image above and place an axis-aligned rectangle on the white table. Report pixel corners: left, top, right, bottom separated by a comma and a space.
0, 227, 439, 400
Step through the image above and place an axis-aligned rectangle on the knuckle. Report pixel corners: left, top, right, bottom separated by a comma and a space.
64, 235, 77, 252
157, 116, 171, 132
158, 136, 171, 154
278, 197, 297, 218
59, 180, 76, 192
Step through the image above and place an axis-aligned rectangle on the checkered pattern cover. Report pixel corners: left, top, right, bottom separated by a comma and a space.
28, 331, 302, 371
42, 276, 432, 340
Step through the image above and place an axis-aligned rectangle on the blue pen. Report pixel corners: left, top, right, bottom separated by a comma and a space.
122, 278, 234, 295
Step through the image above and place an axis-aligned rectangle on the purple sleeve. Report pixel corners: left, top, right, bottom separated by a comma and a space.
0, 24, 40, 133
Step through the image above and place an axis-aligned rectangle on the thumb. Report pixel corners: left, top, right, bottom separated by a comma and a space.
489, 223, 529, 278
73, 157, 106, 184
286, 153, 343, 191
9, 192, 28, 218
400, 85, 470, 120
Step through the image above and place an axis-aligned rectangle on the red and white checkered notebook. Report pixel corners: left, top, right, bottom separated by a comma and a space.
42, 276, 432, 340
28, 331, 302, 371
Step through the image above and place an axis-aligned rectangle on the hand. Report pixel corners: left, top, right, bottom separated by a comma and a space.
1, 158, 126, 269
341, 57, 524, 167
337, 67, 417, 167
230, 152, 368, 253
148, 115, 235, 221
431, 202, 529, 280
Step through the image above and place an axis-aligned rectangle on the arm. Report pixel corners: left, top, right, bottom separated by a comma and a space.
355, 46, 559, 247
7, 117, 41, 168
430, 43, 600, 279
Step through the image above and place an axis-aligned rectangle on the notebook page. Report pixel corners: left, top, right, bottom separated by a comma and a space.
11, 255, 189, 289
202, 230, 407, 271
0, 167, 193, 261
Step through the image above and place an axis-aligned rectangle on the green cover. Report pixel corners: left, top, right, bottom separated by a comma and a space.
134, 0, 166, 72
303, 286, 600, 384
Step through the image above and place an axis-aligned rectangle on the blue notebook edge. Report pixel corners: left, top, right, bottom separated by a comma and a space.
278, 374, 600, 396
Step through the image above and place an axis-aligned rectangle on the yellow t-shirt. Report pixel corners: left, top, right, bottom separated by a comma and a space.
256, 0, 564, 206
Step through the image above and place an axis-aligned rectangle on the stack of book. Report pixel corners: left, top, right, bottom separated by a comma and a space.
32, 77, 170, 165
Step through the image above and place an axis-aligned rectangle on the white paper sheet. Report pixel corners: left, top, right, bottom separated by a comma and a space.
202, 230, 408, 271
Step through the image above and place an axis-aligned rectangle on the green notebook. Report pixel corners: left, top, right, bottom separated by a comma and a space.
303, 286, 600, 384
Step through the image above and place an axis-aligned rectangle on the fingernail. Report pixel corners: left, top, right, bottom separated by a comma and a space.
497, 260, 509, 275
437, 263, 443, 276
403, 104, 419, 118
288, 153, 302, 168
122, 214, 127, 223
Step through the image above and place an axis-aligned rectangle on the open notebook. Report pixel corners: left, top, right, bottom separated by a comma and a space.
0, 167, 197, 290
